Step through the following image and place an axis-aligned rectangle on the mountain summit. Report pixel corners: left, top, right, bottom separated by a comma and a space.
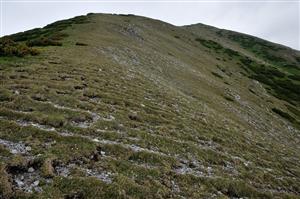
0, 13, 299, 198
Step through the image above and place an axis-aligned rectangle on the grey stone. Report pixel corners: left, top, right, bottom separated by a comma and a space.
25, 146, 32, 151
15, 179, 24, 187
33, 180, 39, 186
28, 167, 35, 173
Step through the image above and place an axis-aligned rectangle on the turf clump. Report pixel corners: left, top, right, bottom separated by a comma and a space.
0, 164, 12, 198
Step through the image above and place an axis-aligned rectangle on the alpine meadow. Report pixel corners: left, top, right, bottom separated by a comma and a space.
0, 13, 300, 198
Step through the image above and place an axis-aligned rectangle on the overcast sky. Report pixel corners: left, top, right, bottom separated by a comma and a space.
1, 0, 299, 50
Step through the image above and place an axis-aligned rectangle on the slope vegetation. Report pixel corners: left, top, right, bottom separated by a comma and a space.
0, 13, 299, 198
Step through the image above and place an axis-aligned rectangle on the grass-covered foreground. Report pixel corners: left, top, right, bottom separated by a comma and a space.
0, 13, 299, 198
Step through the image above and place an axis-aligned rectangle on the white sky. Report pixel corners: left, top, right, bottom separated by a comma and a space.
1, 0, 299, 50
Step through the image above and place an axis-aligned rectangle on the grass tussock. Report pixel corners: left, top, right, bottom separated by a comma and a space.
0, 164, 13, 198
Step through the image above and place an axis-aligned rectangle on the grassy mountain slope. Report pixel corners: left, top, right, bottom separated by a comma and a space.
0, 13, 299, 198
185, 23, 300, 108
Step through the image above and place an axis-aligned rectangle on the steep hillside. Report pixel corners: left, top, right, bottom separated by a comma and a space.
0, 13, 299, 198
185, 23, 300, 107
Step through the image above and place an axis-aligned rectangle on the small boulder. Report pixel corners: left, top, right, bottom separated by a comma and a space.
28, 167, 35, 173
15, 179, 24, 187
11, 149, 18, 154
33, 180, 39, 186
25, 146, 32, 152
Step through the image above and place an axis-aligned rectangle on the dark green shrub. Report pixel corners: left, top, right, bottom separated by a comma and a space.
3, 16, 76, 55
49, 32, 69, 40
226, 32, 299, 72
272, 108, 295, 122
211, 72, 223, 79
275, 79, 300, 94
272, 107, 300, 128
238, 53, 300, 105
195, 38, 223, 51
288, 74, 300, 81
223, 48, 240, 57
6, 14, 89, 46
247, 64, 285, 79
286, 104, 300, 117
240, 56, 253, 66
250, 74, 274, 85
7, 28, 43, 42
262, 51, 286, 63
26, 37, 62, 47
0, 38, 39, 57
267, 67, 285, 78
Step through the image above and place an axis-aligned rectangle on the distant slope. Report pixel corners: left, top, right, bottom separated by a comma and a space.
0, 13, 299, 198
185, 23, 300, 121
